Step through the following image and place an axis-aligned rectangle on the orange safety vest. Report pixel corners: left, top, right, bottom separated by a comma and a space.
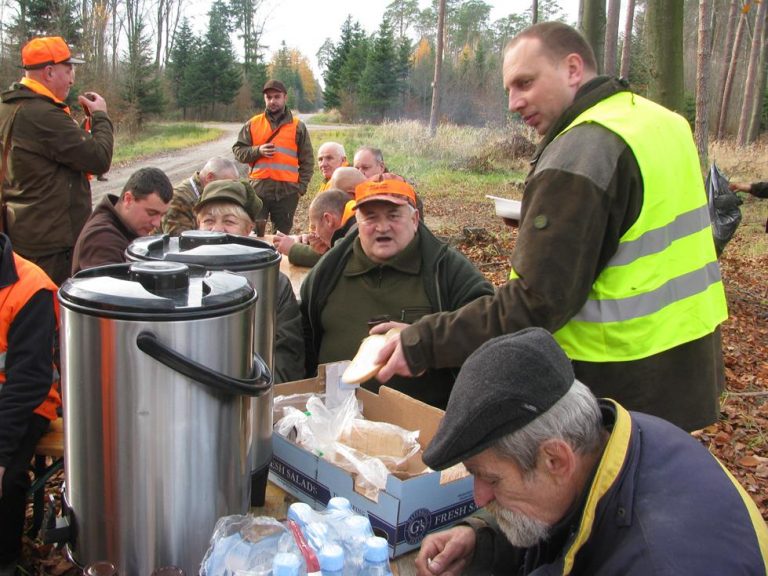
248, 114, 300, 183
0, 253, 61, 421
341, 199, 355, 226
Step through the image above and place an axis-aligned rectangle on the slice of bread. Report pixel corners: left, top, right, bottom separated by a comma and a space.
341, 333, 389, 385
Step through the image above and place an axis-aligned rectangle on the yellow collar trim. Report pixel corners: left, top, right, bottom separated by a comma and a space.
562, 399, 632, 575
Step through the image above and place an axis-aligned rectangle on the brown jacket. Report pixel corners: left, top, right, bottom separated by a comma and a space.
0, 83, 113, 258
71, 194, 136, 274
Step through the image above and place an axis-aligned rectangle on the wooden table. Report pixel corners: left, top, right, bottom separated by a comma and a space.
252, 481, 419, 575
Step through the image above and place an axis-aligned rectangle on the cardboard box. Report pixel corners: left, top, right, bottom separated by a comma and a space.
269, 363, 477, 558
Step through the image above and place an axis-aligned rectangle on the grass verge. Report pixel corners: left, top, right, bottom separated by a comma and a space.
111, 122, 224, 165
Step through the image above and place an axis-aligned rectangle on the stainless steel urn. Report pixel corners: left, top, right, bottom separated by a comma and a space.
126, 232, 281, 505
59, 261, 272, 575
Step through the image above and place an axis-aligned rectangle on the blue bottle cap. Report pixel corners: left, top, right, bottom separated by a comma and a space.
327, 497, 351, 512
364, 536, 389, 563
344, 514, 372, 533
319, 544, 345, 571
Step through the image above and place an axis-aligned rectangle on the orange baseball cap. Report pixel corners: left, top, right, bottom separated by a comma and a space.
354, 179, 417, 209
21, 37, 84, 69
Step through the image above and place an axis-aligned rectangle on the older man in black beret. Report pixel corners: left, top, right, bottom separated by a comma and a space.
416, 329, 768, 576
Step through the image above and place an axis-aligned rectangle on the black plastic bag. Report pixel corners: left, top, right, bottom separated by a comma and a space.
706, 163, 743, 255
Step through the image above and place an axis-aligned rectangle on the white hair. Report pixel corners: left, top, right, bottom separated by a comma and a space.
493, 380, 603, 473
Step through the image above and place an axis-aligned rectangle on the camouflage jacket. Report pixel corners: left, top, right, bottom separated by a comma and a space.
161, 172, 203, 235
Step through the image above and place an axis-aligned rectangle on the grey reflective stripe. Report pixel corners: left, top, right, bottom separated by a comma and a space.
608, 204, 711, 267
257, 162, 299, 173
274, 146, 298, 158
0, 350, 5, 372
573, 261, 722, 323
189, 177, 200, 199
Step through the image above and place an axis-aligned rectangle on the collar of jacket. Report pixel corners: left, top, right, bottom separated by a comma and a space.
0, 233, 19, 289
266, 107, 291, 126
531, 76, 629, 165
344, 231, 423, 277
556, 399, 634, 575
105, 194, 140, 240
19, 77, 71, 115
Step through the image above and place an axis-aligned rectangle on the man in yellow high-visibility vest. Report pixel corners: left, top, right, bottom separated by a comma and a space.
374, 22, 727, 432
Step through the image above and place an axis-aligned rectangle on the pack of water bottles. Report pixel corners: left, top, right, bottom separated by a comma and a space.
200, 498, 392, 576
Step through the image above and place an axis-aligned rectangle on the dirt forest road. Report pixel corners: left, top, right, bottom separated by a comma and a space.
90, 116, 348, 204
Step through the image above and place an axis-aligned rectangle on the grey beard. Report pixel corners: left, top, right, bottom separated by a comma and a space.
486, 500, 551, 548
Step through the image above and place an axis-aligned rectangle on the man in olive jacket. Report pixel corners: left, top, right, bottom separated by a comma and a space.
301, 180, 493, 409
0, 36, 114, 285
375, 23, 726, 432
232, 79, 313, 234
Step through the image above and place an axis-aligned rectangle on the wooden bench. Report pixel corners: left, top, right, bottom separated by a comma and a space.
28, 417, 64, 537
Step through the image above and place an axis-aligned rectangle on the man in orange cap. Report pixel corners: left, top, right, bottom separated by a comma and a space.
300, 179, 493, 409
0, 36, 114, 285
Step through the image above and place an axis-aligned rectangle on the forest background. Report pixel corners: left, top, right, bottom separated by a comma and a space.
0, 0, 767, 152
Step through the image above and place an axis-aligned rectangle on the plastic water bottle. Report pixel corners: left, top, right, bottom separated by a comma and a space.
318, 544, 344, 576
326, 497, 352, 516
287, 502, 316, 527
360, 537, 392, 576
272, 552, 301, 576
340, 515, 374, 574
287, 503, 328, 552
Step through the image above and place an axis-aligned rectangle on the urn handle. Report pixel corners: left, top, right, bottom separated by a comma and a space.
136, 331, 272, 396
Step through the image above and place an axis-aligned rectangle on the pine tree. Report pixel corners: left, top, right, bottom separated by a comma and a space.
322, 16, 356, 110
197, 0, 242, 116
359, 18, 398, 120
123, 16, 164, 129
167, 18, 199, 118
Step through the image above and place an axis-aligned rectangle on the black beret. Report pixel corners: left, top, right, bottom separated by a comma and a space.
423, 328, 574, 470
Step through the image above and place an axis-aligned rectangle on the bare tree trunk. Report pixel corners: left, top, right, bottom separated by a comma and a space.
111, 0, 119, 78
620, 0, 636, 78
737, 0, 767, 144
715, 0, 741, 137
163, 0, 183, 67
748, 19, 768, 140
604, 0, 621, 75
696, 0, 713, 171
718, 7, 747, 138
429, 0, 446, 137
582, 0, 606, 74
155, 0, 164, 68
532, 0, 538, 25
646, 0, 685, 114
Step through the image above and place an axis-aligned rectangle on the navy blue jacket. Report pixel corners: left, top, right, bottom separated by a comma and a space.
468, 400, 768, 575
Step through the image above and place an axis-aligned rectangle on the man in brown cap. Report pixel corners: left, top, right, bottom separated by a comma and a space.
415, 329, 768, 576
0, 36, 114, 285
232, 79, 314, 235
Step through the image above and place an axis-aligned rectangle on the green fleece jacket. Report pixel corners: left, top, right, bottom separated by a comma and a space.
300, 223, 493, 408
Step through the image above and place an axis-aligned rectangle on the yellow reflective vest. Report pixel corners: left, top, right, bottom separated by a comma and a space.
248, 114, 299, 183
515, 92, 728, 362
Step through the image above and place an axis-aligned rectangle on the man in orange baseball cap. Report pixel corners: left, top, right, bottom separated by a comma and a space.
300, 178, 494, 409
0, 36, 113, 285
20, 36, 85, 69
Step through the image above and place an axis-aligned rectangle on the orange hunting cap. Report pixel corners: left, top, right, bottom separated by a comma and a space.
354, 179, 417, 209
22, 37, 84, 69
